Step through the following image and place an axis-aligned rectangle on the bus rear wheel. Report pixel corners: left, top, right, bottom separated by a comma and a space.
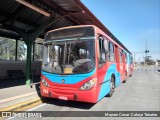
108, 77, 115, 97
123, 74, 127, 83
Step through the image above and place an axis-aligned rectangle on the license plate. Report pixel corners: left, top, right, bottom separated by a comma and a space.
58, 96, 68, 100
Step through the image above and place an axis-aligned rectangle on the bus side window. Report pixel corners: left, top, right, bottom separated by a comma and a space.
119, 49, 123, 63
108, 42, 115, 62
130, 56, 133, 64
98, 35, 107, 67
125, 53, 127, 63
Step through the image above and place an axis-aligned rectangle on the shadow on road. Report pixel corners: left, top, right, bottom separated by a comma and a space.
46, 98, 95, 110
0, 76, 40, 89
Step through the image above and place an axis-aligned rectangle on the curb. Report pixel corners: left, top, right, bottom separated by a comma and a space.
0, 92, 37, 104
0, 97, 49, 112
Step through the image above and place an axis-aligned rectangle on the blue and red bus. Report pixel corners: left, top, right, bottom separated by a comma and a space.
40, 25, 133, 103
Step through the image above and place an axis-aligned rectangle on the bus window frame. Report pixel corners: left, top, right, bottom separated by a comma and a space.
108, 41, 115, 62
98, 35, 107, 68
119, 48, 123, 63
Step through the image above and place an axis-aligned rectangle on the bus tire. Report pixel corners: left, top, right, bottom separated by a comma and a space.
123, 74, 127, 83
108, 76, 115, 97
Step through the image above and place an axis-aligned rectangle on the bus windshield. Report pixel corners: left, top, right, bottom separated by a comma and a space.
42, 38, 95, 74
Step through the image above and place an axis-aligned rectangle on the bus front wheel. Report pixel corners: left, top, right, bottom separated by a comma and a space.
108, 77, 115, 97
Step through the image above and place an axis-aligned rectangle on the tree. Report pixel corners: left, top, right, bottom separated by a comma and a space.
34, 43, 43, 61
18, 40, 27, 60
0, 37, 27, 60
0, 37, 15, 60
145, 56, 155, 65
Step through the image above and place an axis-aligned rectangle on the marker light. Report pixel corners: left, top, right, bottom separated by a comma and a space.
80, 78, 97, 90
41, 78, 50, 87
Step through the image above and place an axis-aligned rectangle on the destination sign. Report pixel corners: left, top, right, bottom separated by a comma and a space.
45, 27, 94, 41
51, 28, 84, 40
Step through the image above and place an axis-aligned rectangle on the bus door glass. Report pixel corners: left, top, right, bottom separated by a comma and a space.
115, 45, 119, 71
122, 51, 126, 74
97, 35, 108, 85
119, 48, 124, 81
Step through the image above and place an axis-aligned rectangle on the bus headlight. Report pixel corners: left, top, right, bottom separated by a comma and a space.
41, 78, 50, 87
80, 78, 97, 90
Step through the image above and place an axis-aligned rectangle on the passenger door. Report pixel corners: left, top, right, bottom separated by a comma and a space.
119, 49, 125, 82
122, 51, 126, 80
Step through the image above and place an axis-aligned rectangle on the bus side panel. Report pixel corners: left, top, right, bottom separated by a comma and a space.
115, 67, 121, 87
128, 54, 133, 76
130, 55, 134, 75
126, 53, 130, 77
121, 51, 126, 82
97, 64, 121, 101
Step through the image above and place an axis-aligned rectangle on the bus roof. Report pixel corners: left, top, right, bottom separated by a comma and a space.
47, 25, 132, 55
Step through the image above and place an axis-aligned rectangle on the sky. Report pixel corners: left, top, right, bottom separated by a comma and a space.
81, 0, 160, 62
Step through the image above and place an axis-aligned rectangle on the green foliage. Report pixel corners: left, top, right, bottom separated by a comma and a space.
34, 43, 43, 61
0, 37, 26, 60
0, 37, 43, 61
0, 37, 16, 60
17, 40, 27, 60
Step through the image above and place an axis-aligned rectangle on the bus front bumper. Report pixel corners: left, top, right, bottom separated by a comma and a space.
40, 85, 97, 103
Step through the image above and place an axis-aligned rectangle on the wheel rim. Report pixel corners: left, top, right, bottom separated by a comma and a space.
110, 79, 114, 92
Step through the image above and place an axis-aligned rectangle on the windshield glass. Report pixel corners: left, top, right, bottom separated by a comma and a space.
42, 38, 95, 74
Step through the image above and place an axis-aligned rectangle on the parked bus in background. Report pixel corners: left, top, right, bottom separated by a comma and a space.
40, 25, 133, 103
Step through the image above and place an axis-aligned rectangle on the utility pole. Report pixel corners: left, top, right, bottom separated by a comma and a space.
145, 40, 149, 66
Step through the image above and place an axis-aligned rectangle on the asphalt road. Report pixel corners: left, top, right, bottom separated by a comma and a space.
9, 65, 160, 120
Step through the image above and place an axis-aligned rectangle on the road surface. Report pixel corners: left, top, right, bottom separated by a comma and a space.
8, 65, 160, 120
